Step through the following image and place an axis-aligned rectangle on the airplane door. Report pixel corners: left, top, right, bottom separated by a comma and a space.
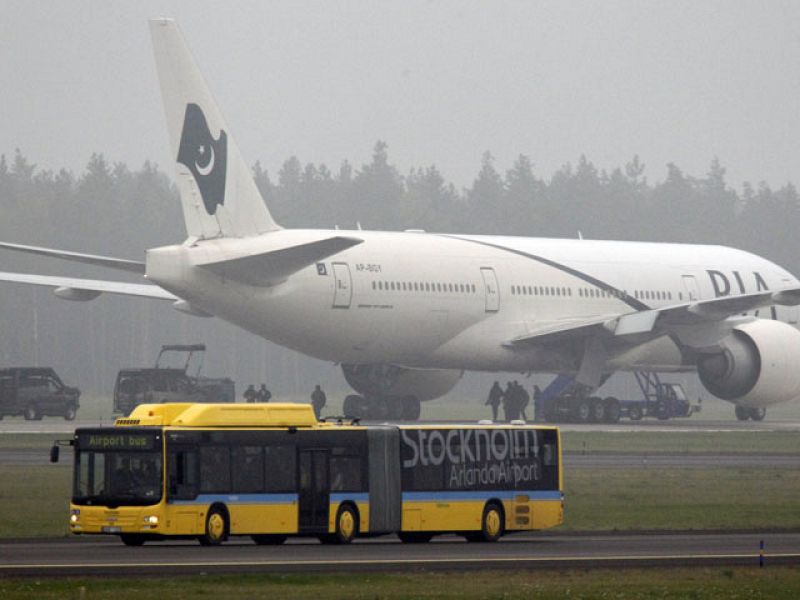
682, 275, 700, 301
298, 449, 329, 532
480, 267, 500, 313
332, 262, 352, 308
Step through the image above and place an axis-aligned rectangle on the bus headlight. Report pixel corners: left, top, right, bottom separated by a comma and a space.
144, 515, 159, 526
70, 510, 80, 524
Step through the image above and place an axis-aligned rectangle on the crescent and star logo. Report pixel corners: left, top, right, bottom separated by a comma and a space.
176, 103, 227, 216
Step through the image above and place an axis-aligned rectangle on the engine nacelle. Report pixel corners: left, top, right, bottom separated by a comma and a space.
341, 364, 462, 401
697, 319, 800, 408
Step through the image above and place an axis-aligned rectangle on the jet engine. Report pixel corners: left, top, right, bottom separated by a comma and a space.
697, 320, 800, 413
342, 364, 462, 401
341, 364, 462, 420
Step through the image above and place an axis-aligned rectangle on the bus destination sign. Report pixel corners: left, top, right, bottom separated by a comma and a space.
79, 433, 156, 451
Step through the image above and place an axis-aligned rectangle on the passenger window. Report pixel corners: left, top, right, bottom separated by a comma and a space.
264, 445, 296, 492
330, 456, 363, 492
199, 446, 231, 493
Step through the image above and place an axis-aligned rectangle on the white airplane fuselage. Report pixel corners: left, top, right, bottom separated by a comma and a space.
147, 229, 800, 377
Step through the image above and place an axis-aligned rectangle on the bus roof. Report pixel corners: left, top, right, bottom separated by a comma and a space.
116, 403, 318, 428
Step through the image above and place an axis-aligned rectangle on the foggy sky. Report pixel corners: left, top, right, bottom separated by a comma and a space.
2, 1, 799, 191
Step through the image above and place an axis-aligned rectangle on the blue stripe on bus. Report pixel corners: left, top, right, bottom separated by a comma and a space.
329, 492, 369, 504
171, 493, 298, 505
402, 490, 562, 502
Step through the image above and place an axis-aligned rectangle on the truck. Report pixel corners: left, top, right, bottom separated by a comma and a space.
112, 344, 235, 416
0, 367, 80, 420
539, 372, 700, 424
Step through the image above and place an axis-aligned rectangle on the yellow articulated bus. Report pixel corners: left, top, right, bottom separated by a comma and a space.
55, 403, 563, 546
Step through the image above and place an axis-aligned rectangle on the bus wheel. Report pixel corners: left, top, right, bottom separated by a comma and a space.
471, 503, 504, 543
325, 504, 358, 544
199, 506, 228, 546
398, 532, 433, 543
251, 534, 287, 545
120, 534, 146, 546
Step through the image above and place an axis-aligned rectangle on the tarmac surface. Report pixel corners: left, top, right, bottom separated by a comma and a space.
3, 417, 800, 434
1, 531, 797, 576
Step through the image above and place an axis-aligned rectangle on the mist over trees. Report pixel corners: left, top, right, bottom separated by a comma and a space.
1, 144, 799, 400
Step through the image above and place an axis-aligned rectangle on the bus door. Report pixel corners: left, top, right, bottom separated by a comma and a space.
298, 449, 330, 532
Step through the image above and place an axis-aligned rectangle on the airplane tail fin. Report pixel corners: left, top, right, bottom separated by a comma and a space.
149, 18, 280, 239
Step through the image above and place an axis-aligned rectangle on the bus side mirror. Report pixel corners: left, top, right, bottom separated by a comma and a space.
50, 445, 60, 463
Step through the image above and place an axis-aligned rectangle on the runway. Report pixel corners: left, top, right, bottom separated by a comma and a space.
1, 531, 798, 576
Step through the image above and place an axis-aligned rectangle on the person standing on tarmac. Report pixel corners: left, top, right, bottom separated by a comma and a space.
311, 384, 327, 419
486, 381, 503, 421
502, 381, 515, 421
532, 385, 543, 422
244, 384, 257, 403
256, 384, 272, 403
518, 383, 531, 421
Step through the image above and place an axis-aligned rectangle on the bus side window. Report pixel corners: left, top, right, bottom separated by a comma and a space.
264, 445, 295, 492
200, 446, 231, 493
541, 444, 557, 467
168, 449, 198, 500
330, 456, 363, 492
232, 446, 264, 493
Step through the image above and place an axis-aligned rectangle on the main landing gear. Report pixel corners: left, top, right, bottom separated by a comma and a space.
735, 406, 766, 421
343, 394, 421, 421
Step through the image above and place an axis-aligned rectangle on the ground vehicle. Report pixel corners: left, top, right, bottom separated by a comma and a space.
0, 367, 80, 420
56, 403, 563, 546
113, 345, 234, 415
540, 372, 700, 423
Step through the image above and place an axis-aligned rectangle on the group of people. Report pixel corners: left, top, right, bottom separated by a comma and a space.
243, 382, 328, 420
243, 383, 272, 403
486, 381, 541, 422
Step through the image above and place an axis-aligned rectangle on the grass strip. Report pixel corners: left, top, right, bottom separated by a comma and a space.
1, 567, 800, 599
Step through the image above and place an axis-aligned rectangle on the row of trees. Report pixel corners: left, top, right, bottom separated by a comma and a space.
1, 144, 799, 398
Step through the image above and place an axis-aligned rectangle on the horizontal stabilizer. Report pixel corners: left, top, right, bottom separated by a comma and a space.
0, 271, 175, 301
0, 241, 145, 274
199, 236, 363, 285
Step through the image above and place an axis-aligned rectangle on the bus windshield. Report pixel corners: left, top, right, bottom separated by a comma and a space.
73, 431, 162, 506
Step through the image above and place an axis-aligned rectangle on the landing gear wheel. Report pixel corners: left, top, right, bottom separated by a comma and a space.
574, 400, 591, 423
386, 399, 404, 420
23, 406, 39, 421
343, 395, 367, 419
400, 395, 421, 421
628, 405, 643, 421
750, 407, 766, 422
398, 532, 434, 543
64, 405, 77, 421
603, 397, 621, 423
321, 505, 358, 544
199, 507, 228, 546
120, 534, 146, 547
251, 534, 287, 545
467, 503, 504, 542
589, 397, 605, 423
735, 406, 750, 421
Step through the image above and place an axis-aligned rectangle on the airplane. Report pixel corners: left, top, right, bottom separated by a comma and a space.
3, 18, 800, 422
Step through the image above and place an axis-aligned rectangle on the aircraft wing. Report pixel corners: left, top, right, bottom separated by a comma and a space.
0, 271, 176, 301
0, 241, 145, 274
507, 286, 800, 349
